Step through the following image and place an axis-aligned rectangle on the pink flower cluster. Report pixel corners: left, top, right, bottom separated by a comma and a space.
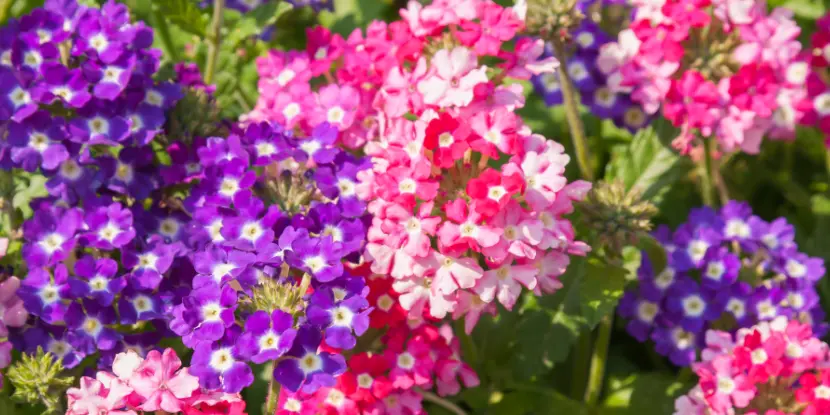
246, 0, 590, 330
276, 316, 478, 415
0, 236, 27, 388
798, 12, 830, 147
674, 317, 830, 415
599, 0, 807, 155
66, 348, 246, 415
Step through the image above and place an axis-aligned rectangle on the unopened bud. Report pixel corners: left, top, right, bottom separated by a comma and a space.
578, 180, 657, 256
524, 0, 585, 43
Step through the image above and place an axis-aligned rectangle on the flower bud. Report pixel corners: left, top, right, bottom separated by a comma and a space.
6, 347, 75, 414
578, 180, 657, 255
524, 0, 585, 43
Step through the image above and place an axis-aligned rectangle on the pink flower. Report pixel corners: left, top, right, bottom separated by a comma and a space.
465, 168, 523, 219
482, 200, 542, 262
130, 349, 200, 412
437, 199, 501, 254
384, 339, 434, 390
505, 141, 568, 210
393, 277, 455, 319
418, 47, 488, 108
663, 70, 719, 130
256, 50, 312, 92
697, 355, 756, 412
501, 38, 559, 80
474, 262, 537, 309
456, 2, 522, 56
469, 107, 521, 158
305, 27, 344, 76
66, 376, 136, 415
0, 276, 28, 328
420, 250, 484, 296
452, 291, 497, 334
378, 58, 428, 118
312, 84, 360, 131
383, 201, 442, 258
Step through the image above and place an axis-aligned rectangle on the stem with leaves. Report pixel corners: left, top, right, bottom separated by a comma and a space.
204, 0, 225, 86
551, 38, 594, 181
584, 315, 612, 406
416, 389, 468, 415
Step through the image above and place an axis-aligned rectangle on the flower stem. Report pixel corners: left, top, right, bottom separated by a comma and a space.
150, 6, 180, 63
203, 0, 225, 86
583, 315, 612, 406
708, 139, 729, 205
416, 389, 468, 415
570, 332, 591, 399
699, 139, 716, 206
551, 38, 594, 182
265, 374, 281, 415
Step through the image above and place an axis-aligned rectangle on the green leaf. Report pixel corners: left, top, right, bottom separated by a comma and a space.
224, 2, 293, 47
512, 257, 627, 376
601, 372, 690, 415
605, 119, 691, 204
319, 0, 389, 36
637, 234, 667, 276
12, 174, 48, 218
158, 0, 209, 37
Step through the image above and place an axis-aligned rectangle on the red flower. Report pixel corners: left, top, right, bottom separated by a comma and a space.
424, 112, 471, 168
183, 400, 247, 415
366, 276, 406, 329
733, 330, 785, 383
340, 353, 393, 404
465, 168, 523, 218
797, 368, 830, 414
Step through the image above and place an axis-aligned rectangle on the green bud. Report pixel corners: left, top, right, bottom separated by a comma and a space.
166, 88, 225, 143
243, 270, 310, 318
578, 180, 657, 257
6, 347, 75, 415
524, 0, 584, 43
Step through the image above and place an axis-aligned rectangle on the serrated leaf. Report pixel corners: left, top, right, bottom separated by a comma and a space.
605, 119, 691, 204
158, 0, 208, 37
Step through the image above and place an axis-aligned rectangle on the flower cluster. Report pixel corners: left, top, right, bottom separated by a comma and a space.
250, 0, 592, 330
0, 0, 185, 371
674, 318, 830, 415
66, 348, 247, 415
275, 270, 479, 414
598, 0, 808, 154
531, 0, 652, 132
619, 201, 826, 366
797, 12, 830, 147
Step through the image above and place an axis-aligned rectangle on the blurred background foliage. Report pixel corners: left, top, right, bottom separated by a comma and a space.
4, 0, 830, 414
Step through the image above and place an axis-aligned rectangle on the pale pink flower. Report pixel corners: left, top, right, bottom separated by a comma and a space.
66, 376, 136, 415
475, 262, 538, 309
393, 277, 455, 319
383, 201, 441, 258
452, 291, 497, 334
437, 199, 502, 254
418, 47, 488, 108
312, 84, 361, 130
482, 200, 543, 262
420, 251, 483, 296
130, 349, 200, 413
0, 276, 28, 328
378, 58, 428, 118
504, 38, 559, 80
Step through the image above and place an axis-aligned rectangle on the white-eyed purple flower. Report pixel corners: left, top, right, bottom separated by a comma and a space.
699, 247, 740, 289
21, 206, 81, 267
205, 159, 257, 208
273, 325, 346, 393
31, 62, 91, 108
81, 202, 136, 249
117, 287, 163, 324
170, 283, 238, 346
0, 68, 37, 122
121, 243, 173, 290
192, 246, 256, 289
190, 326, 253, 393
99, 147, 156, 199
666, 278, 721, 333
88, 54, 135, 100
6, 110, 69, 171
197, 135, 250, 168
220, 198, 281, 252
124, 103, 166, 146
307, 203, 366, 256
68, 106, 131, 145
306, 289, 370, 350
237, 310, 297, 364
17, 265, 71, 324
72, 255, 124, 306
287, 235, 344, 283
294, 122, 339, 164
65, 300, 121, 354
21, 322, 85, 369
651, 325, 697, 366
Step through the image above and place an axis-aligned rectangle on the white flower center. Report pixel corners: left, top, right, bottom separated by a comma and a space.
209, 348, 235, 372
28, 132, 49, 152
398, 178, 417, 194
258, 331, 281, 350
137, 253, 159, 270
241, 222, 264, 242
83, 316, 103, 336
98, 222, 120, 243
23, 50, 42, 69
277, 69, 296, 86
576, 32, 595, 48
299, 352, 323, 373
115, 162, 134, 183
541, 72, 560, 91
397, 352, 415, 370
219, 178, 240, 198
681, 295, 705, 317
672, 328, 694, 349
756, 300, 777, 319
89, 33, 109, 53
283, 103, 301, 120
145, 90, 164, 107
256, 142, 277, 157
725, 219, 750, 238
484, 129, 503, 145
9, 87, 31, 107
762, 233, 778, 249
38, 233, 65, 254
704, 261, 725, 281
202, 302, 223, 322
751, 348, 768, 364
89, 117, 109, 134
377, 294, 394, 311
438, 132, 454, 147
304, 255, 326, 273
38, 284, 60, 304
284, 398, 302, 412
132, 295, 152, 313
60, 160, 83, 180
102, 66, 123, 83
357, 373, 374, 388
89, 276, 108, 291
212, 263, 237, 282
327, 106, 346, 124
654, 268, 675, 290
636, 301, 658, 323
687, 240, 709, 263
727, 298, 746, 319
337, 179, 356, 197
331, 306, 354, 327
785, 61, 809, 85
716, 377, 736, 395
488, 186, 507, 201
159, 218, 180, 238
816, 385, 830, 400
786, 259, 807, 278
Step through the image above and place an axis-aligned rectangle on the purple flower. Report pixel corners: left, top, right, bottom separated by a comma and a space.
307, 203, 365, 256
81, 202, 136, 249
7, 110, 69, 171
124, 103, 166, 146
720, 201, 754, 242
65, 300, 121, 354
31, 62, 91, 108
12, 37, 60, 82
72, 255, 124, 306
192, 246, 256, 289
0, 68, 37, 122
190, 205, 233, 247
295, 122, 339, 164
779, 251, 824, 284
99, 147, 156, 199
714, 282, 754, 327
21, 323, 85, 368
314, 154, 369, 218
618, 291, 660, 342
671, 227, 721, 271
198, 135, 249, 168
699, 247, 740, 289
221, 199, 281, 252
244, 122, 289, 166
121, 243, 174, 290
69, 105, 131, 145
205, 160, 257, 208
615, 105, 651, 132
45, 157, 101, 204
88, 54, 135, 100
287, 235, 344, 282
161, 139, 206, 185
170, 283, 238, 346
190, 326, 253, 393
584, 86, 626, 119
651, 325, 697, 366
750, 286, 784, 322
117, 287, 164, 324
141, 82, 181, 109
665, 278, 720, 332
273, 325, 346, 393
753, 217, 795, 252
17, 265, 71, 324
237, 310, 297, 364
531, 71, 563, 106
307, 290, 369, 350
21, 206, 81, 267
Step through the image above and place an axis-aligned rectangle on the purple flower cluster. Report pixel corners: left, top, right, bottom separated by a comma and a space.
530, 0, 650, 132
2, 0, 185, 370
168, 120, 371, 394
619, 202, 827, 366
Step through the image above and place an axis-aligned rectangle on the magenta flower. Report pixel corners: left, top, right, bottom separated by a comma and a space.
129, 349, 200, 413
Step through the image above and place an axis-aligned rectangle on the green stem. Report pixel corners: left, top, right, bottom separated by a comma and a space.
570, 332, 592, 400
150, 6, 180, 62
265, 373, 281, 415
708, 140, 729, 205
825, 148, 830, 179
699, 139, 715, 207
551, 38, 594, 181
584, 315, 612, 406
416, 389, 468, 415
0, 0, 12, 25
203, 0, 225, 86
